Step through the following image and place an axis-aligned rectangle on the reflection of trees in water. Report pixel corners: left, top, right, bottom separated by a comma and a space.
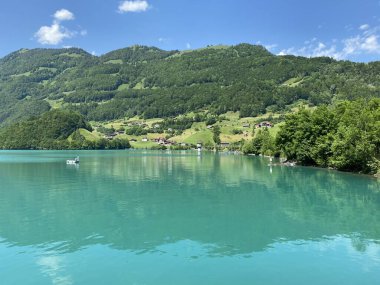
272, 166, 380, 236
350, 234, 369, 252
0, 152, 379, 256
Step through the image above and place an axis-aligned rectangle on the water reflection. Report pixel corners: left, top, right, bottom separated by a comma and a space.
0, 150, 379, 258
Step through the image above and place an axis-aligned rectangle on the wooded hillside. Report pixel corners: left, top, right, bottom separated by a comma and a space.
0, 44, 378, 125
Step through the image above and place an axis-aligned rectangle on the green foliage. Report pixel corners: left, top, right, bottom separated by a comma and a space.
243, 128, 275, 156
227, 140, 245, 151
276, 99, 380, 174
101, 45, 177, 64
0, 109, 130, 150
105, 138, 131, 150
150, 144, 167, 150
125, 126, 148, 136
1, 44, 378, 125
206, 117, 217, 126
160, 117, 194, 133
213, 125, 221, 145
0, 109, 90, 149
275, 106, 338, 165
97, 126, 115, 135
232, 129, 243, 135
0, 99, 51, 126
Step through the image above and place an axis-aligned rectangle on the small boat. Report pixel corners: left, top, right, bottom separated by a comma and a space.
66, 156, 80, 165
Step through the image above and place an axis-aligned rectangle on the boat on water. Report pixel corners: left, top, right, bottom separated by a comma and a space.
66, 156, 80, 165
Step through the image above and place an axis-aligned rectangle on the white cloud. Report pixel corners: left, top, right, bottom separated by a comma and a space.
54, 9, 74, 22
35, 9, 85, 46
278, 25, 380, 60
359, 24, 370, 30
278, 42, 340, 59
35, 23, 73, 45
186, 43, 191, 49
118, 1, 149, 13
363, 35, 380, 52
342, 30, 380, 56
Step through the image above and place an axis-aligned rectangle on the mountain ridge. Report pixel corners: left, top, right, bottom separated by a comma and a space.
0, 43, 379, 126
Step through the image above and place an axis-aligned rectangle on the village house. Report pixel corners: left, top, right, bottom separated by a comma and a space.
220, 142, 230, 147
154, 137, 174, 146
141, 137, 149, 142
242, 123, 250, 128
104, 133, 117, 140
255, 121, 273, 128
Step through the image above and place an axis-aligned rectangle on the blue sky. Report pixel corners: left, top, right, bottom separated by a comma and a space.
0, 0, 379, 61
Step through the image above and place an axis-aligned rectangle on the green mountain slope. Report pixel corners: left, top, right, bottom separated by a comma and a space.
0, 109, 131, 150
0, 44, 379, 125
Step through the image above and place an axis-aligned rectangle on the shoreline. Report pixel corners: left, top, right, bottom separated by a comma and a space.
0, 148, 378, 179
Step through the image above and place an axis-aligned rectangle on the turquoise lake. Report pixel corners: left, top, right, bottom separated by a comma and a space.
0, 150, 379, 285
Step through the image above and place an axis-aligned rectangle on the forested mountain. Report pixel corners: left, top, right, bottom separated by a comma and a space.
0, 109, 130, 150
0, 44, 379, 125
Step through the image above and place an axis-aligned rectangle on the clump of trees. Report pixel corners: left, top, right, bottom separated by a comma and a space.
243, 128, 276, 156
71, 130, 130, 150
243, 99, 380, 174
213, 125, 221, 145
125, 126, 148, 136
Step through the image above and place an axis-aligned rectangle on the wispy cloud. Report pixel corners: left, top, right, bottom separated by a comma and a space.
118, 1, 150, 13
278, 25, 380, 60
359, 24, 370, 30
186, 43, 191, 49
35, 9, 85, 45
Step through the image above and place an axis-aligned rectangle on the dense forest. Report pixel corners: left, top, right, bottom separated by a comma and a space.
0, 109, 130, 150
243, 99, 380, 175
0, 44, 379, 125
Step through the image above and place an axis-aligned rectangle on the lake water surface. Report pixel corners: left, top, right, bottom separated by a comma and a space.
0, 150, 379, 285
